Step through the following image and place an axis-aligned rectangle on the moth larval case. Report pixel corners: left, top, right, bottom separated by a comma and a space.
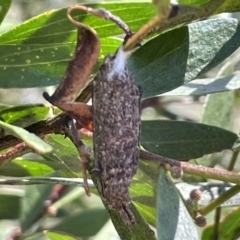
93, 45, 141, 225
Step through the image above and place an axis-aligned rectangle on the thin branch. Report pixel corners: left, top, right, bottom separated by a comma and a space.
0, 81, 93, 153
140, 150, 240, 184
199, 185, 240, 216
213, 207, 221, 240
88, 162, 157, 240
0, 142, 32, 166
228, 150, 239, 171
0, 176, 94, 187
0, 114, 66, 151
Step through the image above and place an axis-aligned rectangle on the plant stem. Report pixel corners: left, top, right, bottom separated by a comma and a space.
212, 207, 221, 240
140, 150, 240, 184
0, 84, 92, 152
228, 150, 239, 171
0, 142, 31, 166
199, 185, 240, 216
88, 157, 157, 240
0, 177, 94, 187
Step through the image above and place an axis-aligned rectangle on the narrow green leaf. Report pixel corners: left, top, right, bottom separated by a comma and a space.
0, 104, 49, 128
0, 194, 20, 219
0, 120, 52, 153
0, 159, 54, 177
44, 134, 80, 173
157, 169, 199, 240
0, 39, 120, 88
179, 0, 210, 5
0, 0, 11, 25
0, 2, 154, 88
149, 0, 233, 45
190, 63, 235, 168
0, 103, 11, 111
128, 26, 188, 98
131, 175, 155, 203
20, 180, 54, 232
184, 19, 239, 83
44, 132, 94, 176
162, 74, 240, 96
90, 166, 157, 240
129, 161, 158, 226
201, 93, 234, 130
202, 207, 240, 240
133, 202, 156, 227
1, 2, 240, 90
130, 176, 156, 226
129, 18, 240, 98
0, 3, 155, 44
217, 0, 240, 13
138, 161, 159, 184
200, 62, 235, 130
44, 231, 78, 240
50, 208, 109, 237
24, 232, 48, 240
0, 176, 89, 187
141, 120, 238, 160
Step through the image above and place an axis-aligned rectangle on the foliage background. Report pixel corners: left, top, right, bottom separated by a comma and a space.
0, 0, 240, 240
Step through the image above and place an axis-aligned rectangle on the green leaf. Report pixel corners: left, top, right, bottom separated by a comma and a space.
202, 207, 240, 240
0, 104, 49, 128
0, 0, 11, 25
141, 120, 238, 160
179, 0, 210, 5
23, 232, 48, 240
162, 74, 240, 96
184, 19, 239, 83
200, 91, 234, 135
0, 120, 52, 153
128, 160, 160, 226
190, 63, 235, 168
0, 194, 20, 219
20, 175, 55, 232
1, 3, 240, 90
44, 231, 78, 240
50, 208, 109, 237
157, 169, 199, 240
133, 201, 156, 227
44, 134, 80, 172
0, 39, 120, 88
128, 26, 188, 98
0, 158, 54, 177
200, 63, 235, 130
179, 0, 240, 15
0, 103, 11, 111
86, 162, 157, 240
0, 3, 155, 44
0, 145, 79, 178
217, 0, 240, 13
129, 18, 240, 98
130, 173, 156, 226
0, 2, 155, 88
44, 131, 94, 176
